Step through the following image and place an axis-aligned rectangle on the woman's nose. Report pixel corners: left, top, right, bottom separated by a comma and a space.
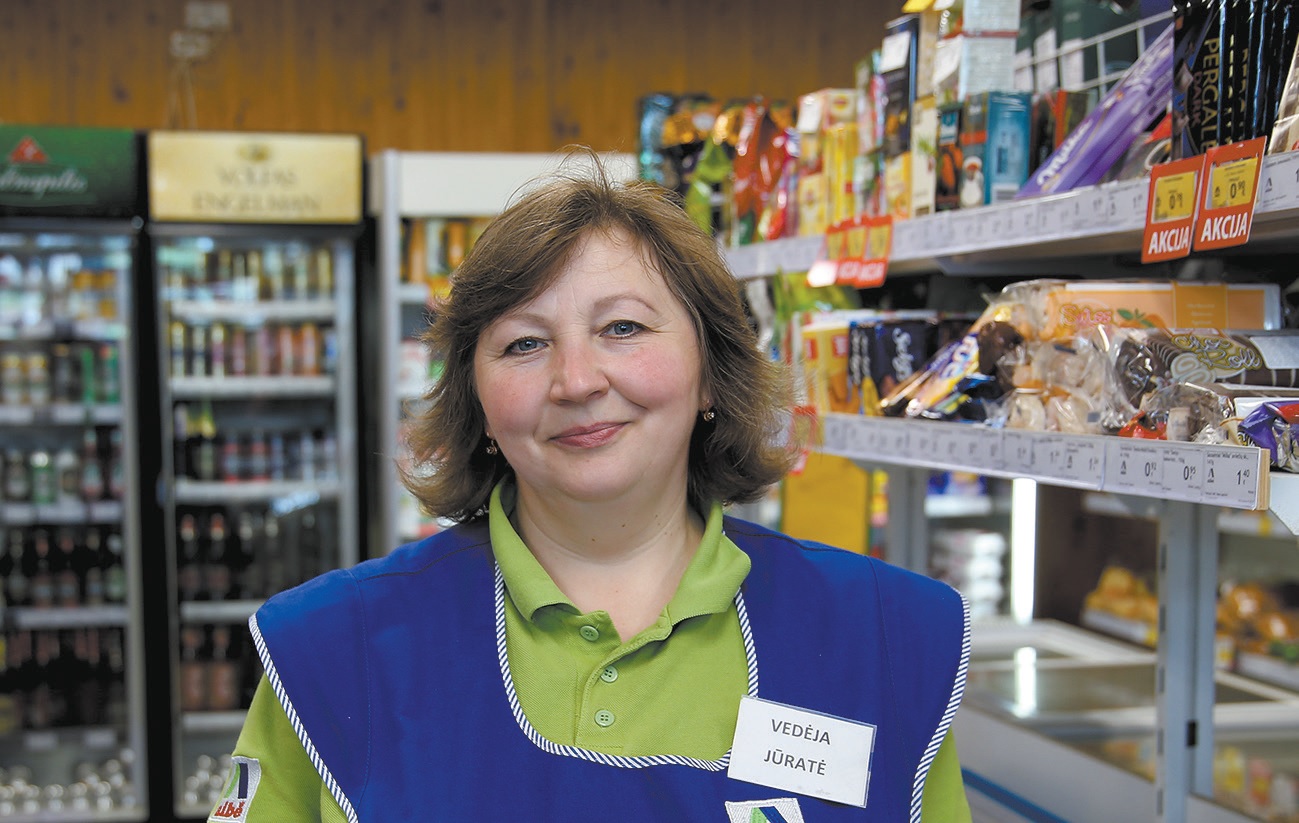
549, 340, 608, 402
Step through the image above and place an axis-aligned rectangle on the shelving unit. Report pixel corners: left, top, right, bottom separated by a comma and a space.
722, 163, 1299, 822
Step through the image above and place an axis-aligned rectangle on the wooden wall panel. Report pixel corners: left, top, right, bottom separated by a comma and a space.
1, 0, 895, 152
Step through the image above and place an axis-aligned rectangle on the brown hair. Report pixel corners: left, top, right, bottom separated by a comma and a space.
401, 152, 795, 522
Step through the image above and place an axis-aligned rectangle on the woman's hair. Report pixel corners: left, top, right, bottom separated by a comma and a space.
401, 151, 795, 522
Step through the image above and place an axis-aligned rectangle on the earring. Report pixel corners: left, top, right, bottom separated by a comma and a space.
702, 409, 716, 422
485, 439, 499, 456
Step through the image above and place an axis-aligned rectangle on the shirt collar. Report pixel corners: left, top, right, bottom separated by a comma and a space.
489, 479, 750, 625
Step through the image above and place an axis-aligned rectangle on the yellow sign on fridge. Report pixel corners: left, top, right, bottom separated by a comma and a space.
148, 131, 363, 223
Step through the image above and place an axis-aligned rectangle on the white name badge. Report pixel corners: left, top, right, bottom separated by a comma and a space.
727, 696, 876, 808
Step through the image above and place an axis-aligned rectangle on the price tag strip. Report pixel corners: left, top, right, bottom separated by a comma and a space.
1142, 155, 1204, 263
1193, 137, 1266, 252
819, 415, 1269, 510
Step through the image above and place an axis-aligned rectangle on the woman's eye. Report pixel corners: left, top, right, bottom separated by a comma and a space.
506, 337, 542, 355
606, 320, 642, 337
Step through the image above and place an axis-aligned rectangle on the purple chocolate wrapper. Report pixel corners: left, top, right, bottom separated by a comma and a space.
1239, 401, 1299, 471
1018, 23, 1175, 198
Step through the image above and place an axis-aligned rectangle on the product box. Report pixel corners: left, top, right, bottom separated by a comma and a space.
826, 123, 860, 225
800, 320, 855, 414
884, 152, 913, 218
910, 95, 939, 217
933, 34, 1019, 106
959, 0, 1022, 34
1030, 90, 1090, 175
855, 53, 886, 155
1019, 23, 1173, 198
1030, 6, 1060, 93
1038, 280, 1283, 341
959, 91, 1032, 207
854, 151, 886, 217
1171, 0, 1223, 159
881, 16, 920, 160
1014, 10, 1037, 92
935, 103, 964, 211
1053, 0, 1140, 89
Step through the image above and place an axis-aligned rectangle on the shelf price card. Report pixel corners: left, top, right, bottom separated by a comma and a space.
1193, 137, 1266, 252
806, 216, 891, 289
1142, 155, 1204, 263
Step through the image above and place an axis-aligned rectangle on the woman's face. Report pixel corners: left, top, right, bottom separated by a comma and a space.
473, 228, 706, 508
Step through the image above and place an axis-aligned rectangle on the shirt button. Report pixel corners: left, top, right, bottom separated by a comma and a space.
594, 709, 615, 727
600, 665, 618, 683
579, 625, 600, 642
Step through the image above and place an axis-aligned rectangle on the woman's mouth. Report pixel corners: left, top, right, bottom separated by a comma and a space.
551, 423, 624, 448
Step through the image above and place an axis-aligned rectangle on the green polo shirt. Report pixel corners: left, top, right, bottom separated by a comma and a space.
222, 485, 970, 821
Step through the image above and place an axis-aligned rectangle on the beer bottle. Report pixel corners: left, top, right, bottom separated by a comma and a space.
3, 447, 31, 501
29, 529, 53, 608
230, 324, 248, 377
5, 529, 29, 607
207, 626, 239, 711
190, 325, 208, 378
83, 528, 105, 606
195, 400, 217, 482
54, 527, 79, 607
107, 428, 125, 501
28, 449, 56, 505
178, 513, 201, 602
80, 429, 104, 502
103, 530, 126, 604
169, 321, 187, 379
214, 250, 233, 301
54, 444, 80, 506
102, 628, 127, 725
78, 343, 97, 406
178, 626, 206, 712
173, 403, 190, 478
50, 343, 76, 404
263, 514, 284, 597
209, 323, 226, 379
97, 344, 120, 404
314, 248, 333, 297
236, 511, 261, 600
204, 513, 232, 601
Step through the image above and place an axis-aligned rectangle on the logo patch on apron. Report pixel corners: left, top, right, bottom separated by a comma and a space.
207, 756, 261, 823
725, 797, 806, 823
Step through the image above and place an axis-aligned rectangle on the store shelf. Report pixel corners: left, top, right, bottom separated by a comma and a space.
6, 726, 123, 753
396, 283, 431, 305
0, 500, 124, 526
168, 298, 337, 322
169, 375, 336, 399
724, 151, 1299, 278
819, 414, 1286, 524
925, 494, 1003, 519
180, 712, 246, 735
0, 318, 126, 342
179, 600, 260, 624
173, 478, 340, 505
6, 605, 130, 630
0, 404, 123, 426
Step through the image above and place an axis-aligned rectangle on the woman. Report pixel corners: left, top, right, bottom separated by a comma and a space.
217, 158, 971, 822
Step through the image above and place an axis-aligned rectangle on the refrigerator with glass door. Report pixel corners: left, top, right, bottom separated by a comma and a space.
145, 130, 364, 819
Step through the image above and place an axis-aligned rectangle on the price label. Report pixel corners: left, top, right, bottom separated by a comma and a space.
1034, 436, 1069, 479
1083, 189, 1109, 229
1057, 438, 1106, 488
1194, 137, 1266, 252
83, 729, 118, 749
1201, 447, 1265, 509
1002, 430, 1038, 475
820, 415, 849, 455
911, 427, 938, 464
25, 731, 58, 752
1208, 157, 1258, 209
893, 220, 920, 259
1256, 152, 1299, 212
1103, 441, 1164, 494
1015, 203, 1037, 236
0, 406, 35, 425
1143, 154, 1205, 263
1152, 172, 1197, 222
1159, 448, 1205, 502
90, 501, 124, 522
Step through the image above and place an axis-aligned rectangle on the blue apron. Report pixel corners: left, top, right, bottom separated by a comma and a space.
251, 516, 969, 822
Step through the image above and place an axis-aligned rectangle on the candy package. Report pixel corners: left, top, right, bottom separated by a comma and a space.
1238, 402, 1299, 471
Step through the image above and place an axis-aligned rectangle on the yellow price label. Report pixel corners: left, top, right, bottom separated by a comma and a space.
845, 225, 866, 259
1208, 157, 1257, 210
867, 224, 891, 259
1152, 171, 1196, 222
825, 229, 846, 260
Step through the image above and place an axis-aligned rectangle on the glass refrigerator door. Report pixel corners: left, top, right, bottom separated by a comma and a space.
151, 230, 358, 817
0, 227, 148, 819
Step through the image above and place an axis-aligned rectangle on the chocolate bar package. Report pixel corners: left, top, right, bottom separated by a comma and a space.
1270, 18, 1299, 153
1238, 401, 1299, 471
870, 313, 937, 399
936, 104, 964, 211
1020, 23, 1174, 196
1172, 0, 1223, 159
1262, 0, 1299, 140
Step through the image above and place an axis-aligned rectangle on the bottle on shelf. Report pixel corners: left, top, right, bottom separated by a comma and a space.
77, 343, 97, 406
170, 321, 187, 379
29, 529, 53, 608
315, 248, 333, 297
195, 400, 217, 481
54, 443, 80, 506
178, 513, 201, 603
204, 513, 232, 602
50, 343, 76, 404
5, 529, 30, 607
103, 530, 126, 604
83, 528, 105, 606
107, 428, 124, 501
210, 323, 226, 379
80, 428, 104, 503
98, 343, 120, 404
1, 353, 24, 405
3, 447, 31, 501
54, 527, 79, 607
207, 626, 240, 711
28, 449, 56, 505
178, 625, 206, 713
25, 352, 50, 407
190, 325, 208, 379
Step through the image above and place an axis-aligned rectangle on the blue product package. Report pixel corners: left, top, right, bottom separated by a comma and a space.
1019, 23, 1175, 197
